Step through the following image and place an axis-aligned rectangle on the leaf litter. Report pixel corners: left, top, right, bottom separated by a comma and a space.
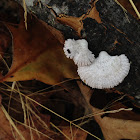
0, 0, 140, 140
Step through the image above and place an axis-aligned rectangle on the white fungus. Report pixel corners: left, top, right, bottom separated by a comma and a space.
52, 2, 69, 15
64, 39, 95, 66
25, 0, 34, 7
78, 51, 130, 89
63, 39, 130, 89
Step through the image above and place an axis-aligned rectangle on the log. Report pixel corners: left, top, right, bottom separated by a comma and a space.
81, 0, 140, 106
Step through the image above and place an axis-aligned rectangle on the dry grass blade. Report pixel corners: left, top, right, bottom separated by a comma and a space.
72, 107, 132, 123
3, 102, 22, 113
26, 99, 34, 140
0, 54, 10, 70
12, 117, 54, 140
2, 86, 53, 135
129, 0, 140, 19
30, 114, 41, 138
2, 82, 101, 140
70, 123, 74, 140
28, 78, 78, 97
8, 81, 16, 113
50, 122, 71, 140
1, 105, 25, 140
114, 0, 130, 22
22, 0, 27, 29
26, 103, 50, 131
18, 84, 27, 125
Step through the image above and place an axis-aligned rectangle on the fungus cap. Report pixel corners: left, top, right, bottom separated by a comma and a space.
78, 51, 130, 89
63, 39, 95, 66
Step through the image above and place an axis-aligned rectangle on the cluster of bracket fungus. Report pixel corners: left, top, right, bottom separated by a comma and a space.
64, 39, 130, 89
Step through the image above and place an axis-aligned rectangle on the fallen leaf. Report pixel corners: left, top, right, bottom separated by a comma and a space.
78, 81, 140, 140
0, 4, 78, 85
92, 107, 140, 140
0, 23, 13, 77
0, 105, 59, 140
56, 1, 101, 36
0, 107, 15, 140
60, 125, 87, 140
0, 23, 12, 57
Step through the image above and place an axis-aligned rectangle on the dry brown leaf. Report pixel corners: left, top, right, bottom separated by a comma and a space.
92, 107, 140, 140
56, 2, 101, 36
57, 15, 84, 36
0, 107, 21, 140
61, 125, 87, 140
0, 23, 12, 57
78, 82, 140, 140
0, 102, 87, 140
0, 106, 58, 140
0, 5, 78, 85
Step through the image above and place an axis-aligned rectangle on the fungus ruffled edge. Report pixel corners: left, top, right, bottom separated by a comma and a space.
78, 51, 130, 89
